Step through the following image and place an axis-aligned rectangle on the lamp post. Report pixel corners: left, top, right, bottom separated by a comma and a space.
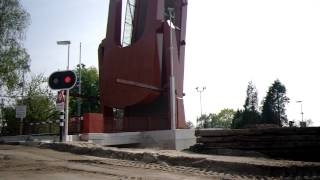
196, 87, 206, 116
296, 100, 304, 123
57, 40, 71, 141
196, 86, 206, 128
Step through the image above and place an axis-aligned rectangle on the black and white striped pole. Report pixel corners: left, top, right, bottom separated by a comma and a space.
59, 110, 65, 142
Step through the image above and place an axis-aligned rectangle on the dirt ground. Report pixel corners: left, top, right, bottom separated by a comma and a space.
0, 145, 226, 180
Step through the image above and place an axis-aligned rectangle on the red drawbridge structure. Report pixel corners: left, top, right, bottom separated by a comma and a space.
98, 0, 188, 132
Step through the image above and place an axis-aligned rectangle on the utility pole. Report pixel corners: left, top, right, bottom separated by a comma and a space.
0, 99, 3, 135
168, 8, 176, 130
77, 42, 82, 132
19, 66, 27, 135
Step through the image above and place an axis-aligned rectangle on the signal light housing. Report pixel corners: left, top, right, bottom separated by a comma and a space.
48, 70, 77, 90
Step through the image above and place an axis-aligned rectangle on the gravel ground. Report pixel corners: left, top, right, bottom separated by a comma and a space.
1, 143, 320, 179
40, 142, 320, 178
0, 145, 214, 180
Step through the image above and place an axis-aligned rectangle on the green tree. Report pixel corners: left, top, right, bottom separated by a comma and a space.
18, 74, 58, 134
2, 74, 58, 135
0, 0, 30, 91
244, 81, 258, 112
69, 66, 100, 117
261, 79, 289, 126
231, 81, 261, 129
2, 106, 18, 135
231, 109, 244, 129
215, 108, 235, 128
196, 114, 211, 128
197, 109, 235, 129
243, 81, 261, 124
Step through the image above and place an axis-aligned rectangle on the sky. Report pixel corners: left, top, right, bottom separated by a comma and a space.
20, 0, 320, 126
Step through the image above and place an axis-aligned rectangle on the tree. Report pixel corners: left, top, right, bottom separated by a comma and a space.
69, 66, 100, 117
196, 114, 211, 128
18, 74, 58, 134
208, 113, 218, 128
261, 79, 289, 126
197, 109, 235, 129
305, 119, 313, 127
231, 109, 244, 129
244, 81, 258, 112
231, 81, 261, 129
2, 106, 18, 135
2, 74, 59, 135
0, 0, 30, 91
292, 119, 313, 127
214, 108, 235, 128
186, 121, 194, 129
243, 81, 261, 124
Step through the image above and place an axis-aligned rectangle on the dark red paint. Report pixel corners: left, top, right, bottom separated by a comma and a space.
98, 0, 188, 132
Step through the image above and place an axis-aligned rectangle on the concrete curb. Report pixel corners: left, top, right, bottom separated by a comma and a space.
39, 142, 320, 177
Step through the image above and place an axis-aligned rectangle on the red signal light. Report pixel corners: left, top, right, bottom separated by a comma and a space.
48, 70, 76, 90
64, 76, 72, 84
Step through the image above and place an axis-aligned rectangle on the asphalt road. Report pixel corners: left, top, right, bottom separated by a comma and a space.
0, 145, 218, 180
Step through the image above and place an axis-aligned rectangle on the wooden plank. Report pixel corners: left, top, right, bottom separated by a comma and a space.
201, 141, 320, 150
195, 127, 320, 137
197, 135, 320, 143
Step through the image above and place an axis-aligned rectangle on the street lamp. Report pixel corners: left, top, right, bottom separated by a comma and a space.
57, 40, 71, 141
296, 100, 304, 127
196, 86, 206, 128
195, 86, 206, 117
57, 41, 71, 69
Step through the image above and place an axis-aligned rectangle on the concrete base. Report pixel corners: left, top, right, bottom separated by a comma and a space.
80, 132, 141, 146
80, 129, 196, 150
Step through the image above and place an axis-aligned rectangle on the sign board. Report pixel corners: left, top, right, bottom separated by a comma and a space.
56, 102, 65, 112
56, 90, 65, 112
16, 105, 27, 118
56, 90, 65, 103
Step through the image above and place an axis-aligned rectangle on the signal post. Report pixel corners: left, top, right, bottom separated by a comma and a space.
48, 70, 77, 142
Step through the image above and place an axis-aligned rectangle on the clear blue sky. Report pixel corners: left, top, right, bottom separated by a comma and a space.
21, 0, 108, 73
21, 0, 320, 126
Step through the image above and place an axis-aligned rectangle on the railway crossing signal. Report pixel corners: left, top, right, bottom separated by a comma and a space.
48, 70, 76, 142
48, 70, 77, 90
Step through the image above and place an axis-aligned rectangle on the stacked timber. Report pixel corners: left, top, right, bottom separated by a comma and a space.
195, 127, 320, 161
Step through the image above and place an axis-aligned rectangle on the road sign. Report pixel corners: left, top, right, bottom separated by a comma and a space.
56, 90, 65, 103
16, 105, 26, 118
56, 102, 65, 112
56, 90, 65, 112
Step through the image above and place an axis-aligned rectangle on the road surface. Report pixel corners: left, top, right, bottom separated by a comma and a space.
0, 145, 224, 180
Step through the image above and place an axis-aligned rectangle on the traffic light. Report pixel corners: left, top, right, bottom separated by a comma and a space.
48, 70, 77, 90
